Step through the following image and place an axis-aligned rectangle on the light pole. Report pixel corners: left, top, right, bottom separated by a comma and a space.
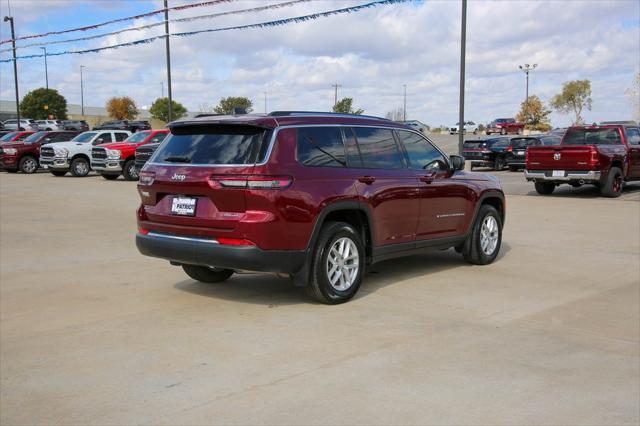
403, 84, 407, 122
264, 91, 267, 113
161, 81, 164, 98
4, 15, 20, 126
331, 82, 341, 109
164, 0, 173, 121
518, 63, 537, 104
458, 0, 467, 156
80, 65, 86, 116
40, 47, 48, 89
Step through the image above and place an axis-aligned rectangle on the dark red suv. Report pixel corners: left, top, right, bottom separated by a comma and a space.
136, 112, 505, 304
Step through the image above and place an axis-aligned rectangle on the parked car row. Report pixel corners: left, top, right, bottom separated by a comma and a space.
0, 128, 168, 177
463, 133, 562, 171
1, 118, 151, 133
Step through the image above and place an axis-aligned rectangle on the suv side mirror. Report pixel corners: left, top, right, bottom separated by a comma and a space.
449, 155, 465, 171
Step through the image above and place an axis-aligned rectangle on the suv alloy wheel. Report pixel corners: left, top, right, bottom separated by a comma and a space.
306, 222, 365, 304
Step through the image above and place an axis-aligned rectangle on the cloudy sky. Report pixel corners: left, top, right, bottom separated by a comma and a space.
0, 0, 638, 127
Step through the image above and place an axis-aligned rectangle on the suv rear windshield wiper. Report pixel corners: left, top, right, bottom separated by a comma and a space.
163, 155, 192, 163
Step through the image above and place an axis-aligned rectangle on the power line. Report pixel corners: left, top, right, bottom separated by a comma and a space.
1, 0, 312, 53
0, 0, 411, 63
0, 0, 234, 46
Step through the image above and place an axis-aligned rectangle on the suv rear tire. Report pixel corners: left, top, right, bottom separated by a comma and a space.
600, 167, 623, 198
462, 205, 502, 265
306, 221, 365, 305
182, 265, 234, 283
534, 182, 555, 195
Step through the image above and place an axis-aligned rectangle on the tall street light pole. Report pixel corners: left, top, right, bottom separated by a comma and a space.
458, 0, 467, 156
264, 91, 267, 113
518, 63, 537, 103
164, 0, 173, 122
40, 47, 48, 89
331, 83, 341, 108
80, 65, 86, 116
403, 84, 407, 122
161, 81, 164, 99
4, 15, 20, 126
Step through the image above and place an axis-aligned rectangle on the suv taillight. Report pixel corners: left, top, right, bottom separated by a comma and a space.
210, 175, 292, 189
139, 171, 155, 186
506, 146, 513, 152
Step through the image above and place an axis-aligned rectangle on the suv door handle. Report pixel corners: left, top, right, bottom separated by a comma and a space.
419, 175, 435, 184
358, 176, 376, 184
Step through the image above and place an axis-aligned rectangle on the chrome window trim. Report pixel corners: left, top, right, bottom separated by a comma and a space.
145, 124, 449, 169
147, 231, 219, 244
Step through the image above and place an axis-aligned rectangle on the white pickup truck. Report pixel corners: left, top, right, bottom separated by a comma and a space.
40, 130, 130, 176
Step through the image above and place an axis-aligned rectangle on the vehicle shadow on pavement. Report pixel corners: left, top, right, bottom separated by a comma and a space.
526, 182, 640, 199
173, 243, 511, 305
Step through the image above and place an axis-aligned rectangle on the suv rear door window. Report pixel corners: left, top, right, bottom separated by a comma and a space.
152, 125, 270, 165
396, 130, 447, 171
352, 127, 403, 169
296, 127, 346, 167
564, 128, 622, 145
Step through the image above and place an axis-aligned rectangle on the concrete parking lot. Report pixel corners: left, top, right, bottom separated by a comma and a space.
1, 160, 639, 424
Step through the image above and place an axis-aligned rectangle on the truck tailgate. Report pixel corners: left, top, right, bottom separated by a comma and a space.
526, 146, 595, 170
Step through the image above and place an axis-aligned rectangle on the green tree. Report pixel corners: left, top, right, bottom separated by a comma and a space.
333, 97, 364, 115
550, 79, 592, 124
149, 97, 188, 122
106, 96, 138, 120
516, 95, 552, 131
213, 97, 253, 115
19, 88, 68, 120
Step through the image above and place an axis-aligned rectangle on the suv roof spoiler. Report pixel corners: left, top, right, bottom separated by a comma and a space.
268, 111, 391, 121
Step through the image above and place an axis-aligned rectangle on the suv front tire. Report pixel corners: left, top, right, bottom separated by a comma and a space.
462, 205, 502, 265
306, 222, 365, 304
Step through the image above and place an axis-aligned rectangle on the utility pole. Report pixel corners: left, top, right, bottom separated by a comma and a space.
161, 81, 164, 98
403, 84, 407, 122
457, 0, 467, 156
3, 15, 20, 125
164, 0, 173, 122
331, 83, 342, 108
40, 47, 48, 90
264, 91, 267, 113
80, 65, 86, 116
518, 63, 537, 109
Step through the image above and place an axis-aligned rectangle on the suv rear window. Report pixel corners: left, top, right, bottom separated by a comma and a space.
296, 127, 346, 167
463, 141, 486, 149
153, 125, 270, 165
564, 128, 622, 145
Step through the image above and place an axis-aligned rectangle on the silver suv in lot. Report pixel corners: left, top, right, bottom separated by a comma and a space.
3, 119, 39, 131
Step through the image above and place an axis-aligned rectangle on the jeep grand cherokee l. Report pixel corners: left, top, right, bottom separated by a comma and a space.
136, 112, 505, 304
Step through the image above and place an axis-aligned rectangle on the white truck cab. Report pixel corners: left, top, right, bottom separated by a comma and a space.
40, 130, 130, 177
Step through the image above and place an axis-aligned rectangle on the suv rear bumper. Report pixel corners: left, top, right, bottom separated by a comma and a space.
524, 169, 601, 182
136, 232, 306, 275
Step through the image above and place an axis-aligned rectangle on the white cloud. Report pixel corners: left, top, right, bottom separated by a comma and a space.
1, 0, 638, 127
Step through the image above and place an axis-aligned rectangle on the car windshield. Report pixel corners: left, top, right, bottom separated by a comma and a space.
125, 132, 150, 143
72, 132, 97, 143
463, 141, 486, 148
0, 132, 18, 141
24, 131, 47, 143
152, 125, 269, 165
563, 128, 622, 145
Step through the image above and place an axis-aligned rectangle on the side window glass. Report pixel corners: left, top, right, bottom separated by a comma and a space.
115, 132, 128, 141
626, 128, 640, 145
94, 133, 112, 144
353, 127, 403, 169
150, 134, 168, 144
343, 128, 363, 167
397, 130, 447, 171
296, 127, 346, 167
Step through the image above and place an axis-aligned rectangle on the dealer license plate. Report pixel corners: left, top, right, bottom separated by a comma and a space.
171, 196, 197, 216
552, 170, 565, 177
516, 151, 524, 156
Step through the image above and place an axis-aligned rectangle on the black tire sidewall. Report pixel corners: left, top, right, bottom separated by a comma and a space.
71, 158, 89, 177
311, 223, 365, 304
468, 206, 502, 265
19, 156, 38, 174
123, 159, 137, 181
601, 167, 623, 197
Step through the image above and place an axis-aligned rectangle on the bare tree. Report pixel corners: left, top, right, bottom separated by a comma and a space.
385, 107, 405, 122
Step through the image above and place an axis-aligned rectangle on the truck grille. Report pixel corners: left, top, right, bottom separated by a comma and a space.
40, 146, 55, 158
92, 147, 107, 160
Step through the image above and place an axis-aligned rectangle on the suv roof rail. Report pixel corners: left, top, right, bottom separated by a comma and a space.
268, 111, 391, 121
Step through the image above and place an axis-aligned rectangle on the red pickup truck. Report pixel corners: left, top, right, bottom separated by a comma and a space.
485, 118, 525, 135
91, 129, 169, 181
525, 124, 640, 197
